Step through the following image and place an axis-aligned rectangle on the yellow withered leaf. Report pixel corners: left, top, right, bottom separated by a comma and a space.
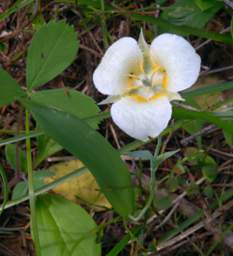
45, 159, 111, 211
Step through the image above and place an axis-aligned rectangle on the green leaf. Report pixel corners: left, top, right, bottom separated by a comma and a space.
154, 195, 172, 210
224, 130, 233, 147
126, 150, 153, 160
31, 89, 100, 129
5, 144, 27, 173
34, 135, 63, 168
11, 170, 53, 200
0, 131, 43, 147
203, 185, 214, 198
0, 69, 25, 107
0, 165, 9, 214
26, 21, 78, 89
132, 14, 233, 44
202, 164, 218, 182
24, 100, 135, 217
182, 120, 203, 135
194, 0, 222, 11
106, 227, 140, 256
182, 81, 233, 98
173, 107, 233, 133
36, 194, 101, 256
161, 0, 222, 29
32, 89, 100, 166
156, 150, 180, 165
12, 181, 28, 200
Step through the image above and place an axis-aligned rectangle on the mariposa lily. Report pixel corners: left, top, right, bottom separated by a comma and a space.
93, 32, 201, 140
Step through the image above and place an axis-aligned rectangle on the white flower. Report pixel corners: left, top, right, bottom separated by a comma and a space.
93, 33, 201, 140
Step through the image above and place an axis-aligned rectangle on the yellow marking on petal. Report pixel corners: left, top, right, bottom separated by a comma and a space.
162, 74, 168, 89
130, 94, 148, 103
152, 63, 161, 73
130, 91, 166, 103
127, 76, 135, 88
150, 91, 166, 101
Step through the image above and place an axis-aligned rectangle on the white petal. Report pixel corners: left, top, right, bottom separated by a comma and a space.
150, 33, 201, 92
111, 96, 172, 140
93, 37, 143, 95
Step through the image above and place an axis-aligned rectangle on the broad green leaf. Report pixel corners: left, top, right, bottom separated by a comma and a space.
24, 100, 135, 217
132, 14, 233, 44
5, 144, 27, 173
161, 0, 222, 29
31, 89, 100, 129
11, 170, 53, 200
32, 89, 100, 166
0, 69, 25, 107
36, 194, 101, 256
26, 21, 78, 89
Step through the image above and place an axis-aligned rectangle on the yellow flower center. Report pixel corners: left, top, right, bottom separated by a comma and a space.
127, 62, 168, 103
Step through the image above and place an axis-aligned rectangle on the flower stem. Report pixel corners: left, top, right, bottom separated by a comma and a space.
25, 110, 41, 256
130, 136, 162, 222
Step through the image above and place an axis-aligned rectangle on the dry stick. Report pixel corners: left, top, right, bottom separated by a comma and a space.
180, 124, 218, 146
153, 202, 180, 231
224, 0, 233, 9
195, 27, 230, 51
200, 65, 233, 76
171, 191, 233, 252
157, 200, 233, 251
224, 233, 233, 250
79, 44, 102, 57
145, 177, 206, 225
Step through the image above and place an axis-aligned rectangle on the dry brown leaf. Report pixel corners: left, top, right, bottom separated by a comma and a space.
45, 159, 111, 211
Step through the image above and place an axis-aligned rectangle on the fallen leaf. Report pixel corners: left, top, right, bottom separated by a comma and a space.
45, 160, 111, 211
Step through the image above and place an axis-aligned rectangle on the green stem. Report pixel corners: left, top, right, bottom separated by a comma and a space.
129, 137, 162, 222
25, 110, 41, 256
100, 0, 109, 49
2, 167, 87, 210
0, 129, 25, 134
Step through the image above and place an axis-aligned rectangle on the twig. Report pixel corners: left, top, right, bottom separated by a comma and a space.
157, 200, 233, 251
152, 202, 180, 231
195, 27, 230, 50
200, 65, 233, 76
224, 0, 233, 9
180, 124, 218, 146
79, 44, 102, 57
